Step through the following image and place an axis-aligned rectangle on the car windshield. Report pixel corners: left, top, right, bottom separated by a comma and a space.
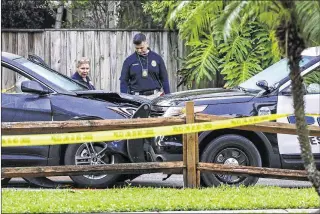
239, 56, 316, 92
15, 58, 87, 91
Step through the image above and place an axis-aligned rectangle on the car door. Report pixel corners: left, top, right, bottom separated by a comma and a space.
276, 63, 320, 168
1, 64, 52, 166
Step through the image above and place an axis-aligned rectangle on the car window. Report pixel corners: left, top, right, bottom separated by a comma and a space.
303, 67, 320, 94
239, 56, 316, 91
14, 58, 88, 91
1, 65, 31, 94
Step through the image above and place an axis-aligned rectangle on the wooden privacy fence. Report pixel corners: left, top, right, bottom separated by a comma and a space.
1, 29, 188, 93
2, 101, 320, 188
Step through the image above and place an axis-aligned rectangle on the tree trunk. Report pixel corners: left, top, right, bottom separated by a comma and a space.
277, 2, 320, 196
54, 1, 64, 29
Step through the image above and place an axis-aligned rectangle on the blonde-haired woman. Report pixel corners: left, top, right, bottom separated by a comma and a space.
71, 57, 95, 90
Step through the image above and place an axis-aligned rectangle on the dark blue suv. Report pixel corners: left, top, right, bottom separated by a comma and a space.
1, 52, 150, 188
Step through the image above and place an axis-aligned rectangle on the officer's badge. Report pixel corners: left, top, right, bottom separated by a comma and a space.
151, 60, 157, 67
142, 69, 148, 78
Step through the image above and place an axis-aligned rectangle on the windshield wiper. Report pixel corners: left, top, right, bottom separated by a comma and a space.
28, 54, 51, 69
236, 86, 248, 92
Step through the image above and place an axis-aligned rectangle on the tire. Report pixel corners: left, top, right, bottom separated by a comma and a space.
200, 134, 262, 187
64, 142, 124, 188
23, 177, 61, 188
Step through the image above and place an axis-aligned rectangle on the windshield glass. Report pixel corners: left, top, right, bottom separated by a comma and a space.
239, 56, 316, 91
15, 58, 87, 91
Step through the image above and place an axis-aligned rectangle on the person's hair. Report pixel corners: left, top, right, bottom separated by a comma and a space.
77, 57, 90, 68
133, 33, 146, 45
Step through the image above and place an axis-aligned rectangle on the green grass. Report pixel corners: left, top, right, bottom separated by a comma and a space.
2, 186, 319, 213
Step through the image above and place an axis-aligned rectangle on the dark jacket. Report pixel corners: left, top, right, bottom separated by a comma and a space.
119, 50, 170, 94
71, 72, 95, 90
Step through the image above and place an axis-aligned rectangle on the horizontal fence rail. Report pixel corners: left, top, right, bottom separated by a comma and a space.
198, 163, 308, 181
1, 117, 185, 135
2, 162, 308, 181
2, 162, 184, 178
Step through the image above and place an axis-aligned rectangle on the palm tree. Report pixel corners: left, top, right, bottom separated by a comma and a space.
220, 0, 320, 196
279, 1, 320, 196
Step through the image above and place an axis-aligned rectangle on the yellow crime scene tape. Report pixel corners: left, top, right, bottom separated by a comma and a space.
1, 85, 15, 93
1, 113, 319, 147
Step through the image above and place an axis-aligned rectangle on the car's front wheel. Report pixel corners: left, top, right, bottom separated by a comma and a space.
64, 142, 124, 188
200, 134, 262, 187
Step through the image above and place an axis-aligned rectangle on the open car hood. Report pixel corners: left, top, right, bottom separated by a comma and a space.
151, 88, 255, 107
75, 90, 151, 107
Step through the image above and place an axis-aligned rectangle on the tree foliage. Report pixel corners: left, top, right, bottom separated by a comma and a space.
1, 0, 54, 29
117, 0, 164, 29
143, 1, 319, 88
62, 0, 117, 28
1, 0, 163, 29
63, 0, 163, 29
295, 1, 320, 47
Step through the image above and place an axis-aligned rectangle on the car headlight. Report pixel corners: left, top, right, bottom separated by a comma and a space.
107, 106, 137, 117
163, 105, 207, 117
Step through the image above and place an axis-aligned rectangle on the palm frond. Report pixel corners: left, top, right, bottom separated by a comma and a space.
221, 55, 262, 87
219, 20, 275, 88
219, 29, 252, 63
219, 1, 248, 41
304, 68, 320, 86
257, 2, 289, 30
164, 0, 198, 30
181, 33, 220, 86
295, 1, 320, 46
178, 1, 222, 42
167, 1, 191, 24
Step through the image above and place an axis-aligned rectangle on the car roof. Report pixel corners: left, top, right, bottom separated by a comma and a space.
1, 52, 77, 96
301, 46, 320, 56
2, 52, 23, 60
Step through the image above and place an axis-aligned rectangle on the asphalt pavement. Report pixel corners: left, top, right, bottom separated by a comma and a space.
2, 173, 312, 189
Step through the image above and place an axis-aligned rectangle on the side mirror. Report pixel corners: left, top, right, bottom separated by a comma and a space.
256, 80, 269, 91
21, 80, 51, 95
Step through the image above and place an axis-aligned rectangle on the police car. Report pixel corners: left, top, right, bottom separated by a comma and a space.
149, 46, 320, 187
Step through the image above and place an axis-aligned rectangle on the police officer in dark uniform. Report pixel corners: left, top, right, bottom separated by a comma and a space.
119, 33, 170, 96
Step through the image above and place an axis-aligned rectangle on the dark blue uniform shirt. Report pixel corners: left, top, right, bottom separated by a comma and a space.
119, 50, 170, 94
71, 72, 95, 90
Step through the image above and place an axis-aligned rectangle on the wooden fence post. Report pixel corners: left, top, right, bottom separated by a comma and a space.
183, 101, 200, 188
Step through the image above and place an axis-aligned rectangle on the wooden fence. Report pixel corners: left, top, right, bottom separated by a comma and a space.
2, 102, 320, 188
1, 29, 188, 93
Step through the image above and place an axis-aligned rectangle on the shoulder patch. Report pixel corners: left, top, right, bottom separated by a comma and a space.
151, 60, 157, 67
